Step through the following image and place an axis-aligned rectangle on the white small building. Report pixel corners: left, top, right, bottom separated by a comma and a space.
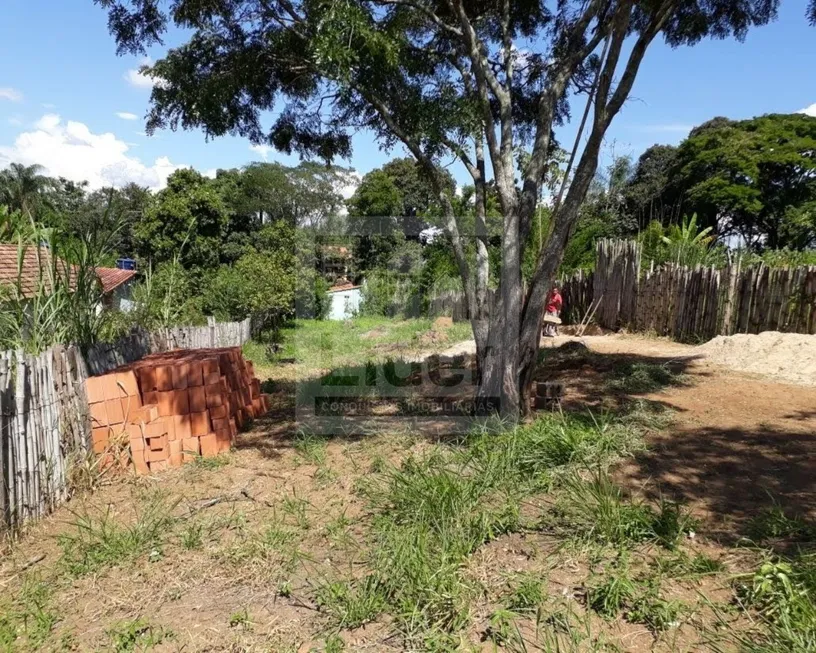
327, 280, 362, 320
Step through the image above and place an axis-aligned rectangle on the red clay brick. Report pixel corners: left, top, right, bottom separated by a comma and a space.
85, 376, 107, 404
188, 386, 206, 413
129, 434, 145, 452
209, 404, 227, 419
171, 363, 190, 390
144, 419, 168, 439
156, 391, 174, 417
187, 361, 203, 387
105, 398, 125, 424
169, 389, 189, 415
117, 371, 140, 397
120, 396, 142, 423
132, 449, 149, 475
204, 371, 221, 386
149, 459, 169, 472
169, 440, 183, 467
190, 411, 210, 437
91, 426, 111, 453
212, 417, 229, 432
205, 392, 223, 409
229, 418, 237, 437
146, 446, 169, 462
101, 374, 122, 401
173, 414, 192, 440
182, 437, 200, 461
202, 358, 219, 375
89, 401, 108, 427
215, 430, 231, 453
143, 390, 159, 406
155, 365, 174, 391
147, 432, 168, 449
199, 433, 218, 458
128, 404, 159, 426
138, 367, 157, 392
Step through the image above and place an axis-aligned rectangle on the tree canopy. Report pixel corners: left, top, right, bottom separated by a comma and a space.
95, 0, 795, 416
668, 113, 816, 249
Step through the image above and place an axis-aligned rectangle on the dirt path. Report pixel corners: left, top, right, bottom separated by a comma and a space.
532, 333, 816, 540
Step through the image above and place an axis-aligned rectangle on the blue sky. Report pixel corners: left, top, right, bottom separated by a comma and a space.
0, 0, 814, 191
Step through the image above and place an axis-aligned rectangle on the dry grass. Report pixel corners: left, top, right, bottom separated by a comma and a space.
0, 321, 813, 651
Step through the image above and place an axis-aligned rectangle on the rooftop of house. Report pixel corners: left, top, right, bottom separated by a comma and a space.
96, 266, 137, 293
328, 280, 361, 293
0, 244, 136, 298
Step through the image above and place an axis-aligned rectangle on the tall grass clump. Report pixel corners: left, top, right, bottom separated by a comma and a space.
733, 553, 816, 652
58, 493, 178, 576
350, 410, 645, 645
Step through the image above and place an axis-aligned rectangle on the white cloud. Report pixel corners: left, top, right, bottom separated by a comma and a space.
249, 144, 272, 160
7, 116, 23, 127
0, 87, 23, 102
339, 170, 362, 200
124, 57, 166, 89
797, 103, 816, 117
0, 113, 187, 191
116, 111, 139, 121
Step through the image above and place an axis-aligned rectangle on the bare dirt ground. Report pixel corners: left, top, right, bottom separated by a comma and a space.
1, 330, 814, 651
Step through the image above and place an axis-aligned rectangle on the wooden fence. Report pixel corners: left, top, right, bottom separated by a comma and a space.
0, 345, 88, 531
422, 240, 816, 341
84, 317, 252, 376
585, 241, 816, 339
0, 316, 253, 533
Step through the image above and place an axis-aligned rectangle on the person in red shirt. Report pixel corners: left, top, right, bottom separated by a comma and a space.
543, 285, 563, 337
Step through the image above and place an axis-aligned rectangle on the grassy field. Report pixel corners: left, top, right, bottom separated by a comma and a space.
0, 319, 814, 651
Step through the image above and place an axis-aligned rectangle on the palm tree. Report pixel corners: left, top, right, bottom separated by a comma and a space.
0, 163, 54, 218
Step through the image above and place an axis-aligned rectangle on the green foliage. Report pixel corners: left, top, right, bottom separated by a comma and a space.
127, 260, 204, 330
316, 576, 387, 629
0, 217, 124, 352
358, 269, 418, 317
638, 215, 726, 268
605, 362, 686, 394
587, 555, 637, 618
135, 168, 229, 271
667, 114, 816, 250
735, 554, 816, 651
107, 618, 171, 652
554, 472, 695, 549
0, 575, 58, 650
58, 493, 178, 576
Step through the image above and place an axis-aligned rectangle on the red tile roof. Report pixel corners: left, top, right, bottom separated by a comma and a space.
0, 243, 71, 298
328, 280, 361, 293
0, 244, 135, 298
96, 267, 137, 293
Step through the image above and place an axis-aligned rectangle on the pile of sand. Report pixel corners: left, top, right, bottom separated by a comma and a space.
699, 331, 816, 386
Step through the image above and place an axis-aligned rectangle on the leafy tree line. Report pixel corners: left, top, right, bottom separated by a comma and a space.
563, 113, 816, 271
0, 160, 359, 343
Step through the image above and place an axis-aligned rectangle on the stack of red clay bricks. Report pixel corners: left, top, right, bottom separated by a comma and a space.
84, 347, 270, 474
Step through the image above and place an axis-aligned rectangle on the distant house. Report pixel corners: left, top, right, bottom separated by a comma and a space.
0, 244, 137, 310
321, 245, 352, 283
327, 279, 362, 320
95, 266, 137, 312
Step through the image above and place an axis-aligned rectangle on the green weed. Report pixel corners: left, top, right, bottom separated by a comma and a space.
58, 494, 177, 576
587, 555, 638, 619
0, 575, 58, 650
506, 575, 545, 614
606, 362, 685, 394
325, 634, 345, 652
628, 595, 684, 632
746, 505, 816, 543
228, 609, 251, 628
316, 576, 386, 629
293, 432, 328, 465
107, 618, 170, 652
553, 472, 694, 548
